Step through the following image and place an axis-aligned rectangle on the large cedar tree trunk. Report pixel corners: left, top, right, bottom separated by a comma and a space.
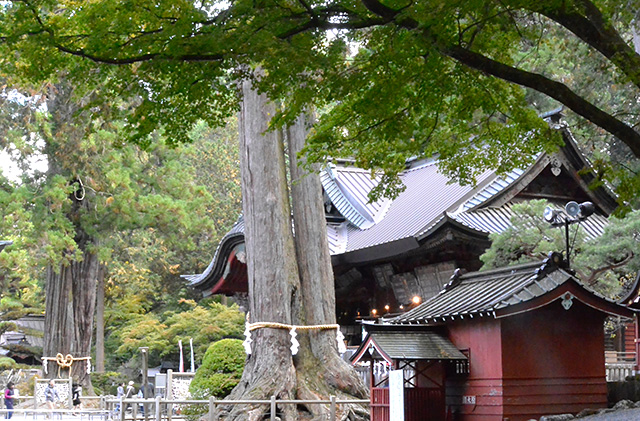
95, 274, 105, 372
42, 83, 101, 389
224, 80, 367, 420
44, 240, 100, 387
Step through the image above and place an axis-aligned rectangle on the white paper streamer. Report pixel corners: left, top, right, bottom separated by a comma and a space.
290, 327, 299, 355
336, 329, 347, 354
243, 324, 253, 355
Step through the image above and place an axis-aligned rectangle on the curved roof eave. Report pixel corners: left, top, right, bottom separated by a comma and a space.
181, 215, 245, 290
181, 232, 245, 290
618, 271, 640, 308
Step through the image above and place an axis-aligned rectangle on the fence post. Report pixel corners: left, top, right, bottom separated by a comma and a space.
119, 397, 124, 421
208, 396, 215, 421
68, 378, 73, 410
155, 396, 161, 421
167, 370, 173, 421
270, 395, 276, 421
330, 395, 336, 421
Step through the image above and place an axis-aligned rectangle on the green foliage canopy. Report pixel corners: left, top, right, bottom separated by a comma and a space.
481, 200, 640, 298
108, 301, 245, 369
0, 0, 639, 205
0, 81, 242, 370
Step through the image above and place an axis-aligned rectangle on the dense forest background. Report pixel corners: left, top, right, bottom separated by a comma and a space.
0, 83, 244, 377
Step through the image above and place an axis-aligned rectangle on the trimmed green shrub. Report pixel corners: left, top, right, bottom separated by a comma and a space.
0, 357, 17, 370
189, 339, 245, 399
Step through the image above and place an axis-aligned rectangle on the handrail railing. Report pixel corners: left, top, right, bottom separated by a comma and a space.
605, 351, 637, 363
0, 408, 110, 421
103, 396, 369, 421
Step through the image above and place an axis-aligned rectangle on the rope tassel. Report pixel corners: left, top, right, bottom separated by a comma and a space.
41, 354, 92, 377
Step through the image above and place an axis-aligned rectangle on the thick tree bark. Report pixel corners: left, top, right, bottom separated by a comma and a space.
223, 80, 367, 420
95, 270, 105, 372
44, 243, 100, 388
226, 79, 301, 420
287, 115, 369, 418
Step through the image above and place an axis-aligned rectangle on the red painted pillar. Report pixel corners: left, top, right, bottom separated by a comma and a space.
635, 316, 639, 372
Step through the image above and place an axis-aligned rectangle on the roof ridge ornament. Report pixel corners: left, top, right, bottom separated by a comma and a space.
444, 268, 465, 291
535, 251, 566, 279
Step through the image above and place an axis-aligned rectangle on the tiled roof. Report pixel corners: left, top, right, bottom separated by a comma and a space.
390, 258, 627, 325
363, 330, 468, 361
2, 315, 44, 349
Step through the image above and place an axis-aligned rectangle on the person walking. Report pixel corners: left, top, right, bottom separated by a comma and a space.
44, 380, 59, 410
114, 382, 125, 414
124, 381, 135, 413
71, 383, 82, 415
4, 382, 14, 419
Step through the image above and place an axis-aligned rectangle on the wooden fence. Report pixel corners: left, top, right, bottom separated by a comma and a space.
605, 351, 637, 382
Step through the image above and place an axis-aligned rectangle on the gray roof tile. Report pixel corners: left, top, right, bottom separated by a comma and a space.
390, 261, 571, 324
358, 330, 467, 361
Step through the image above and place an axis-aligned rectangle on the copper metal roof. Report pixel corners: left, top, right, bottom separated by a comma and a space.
182, 217, 245, 287
184, 128, 619, 293
342, 160, 494, 253
449, 205, 608, 239
460, 169, 526, 211
321, 165, 392, 229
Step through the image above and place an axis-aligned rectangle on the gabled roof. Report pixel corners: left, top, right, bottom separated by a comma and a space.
350, 328, 467, 365
321, 164, 392, 229
390, 254, 635, 325
339, 160, 495, 254
185, 122, 619, 294
0, 315, 44, 350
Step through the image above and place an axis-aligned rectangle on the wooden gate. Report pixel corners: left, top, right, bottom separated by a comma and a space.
371, 387, 445, 421
371, 388, 390, 421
